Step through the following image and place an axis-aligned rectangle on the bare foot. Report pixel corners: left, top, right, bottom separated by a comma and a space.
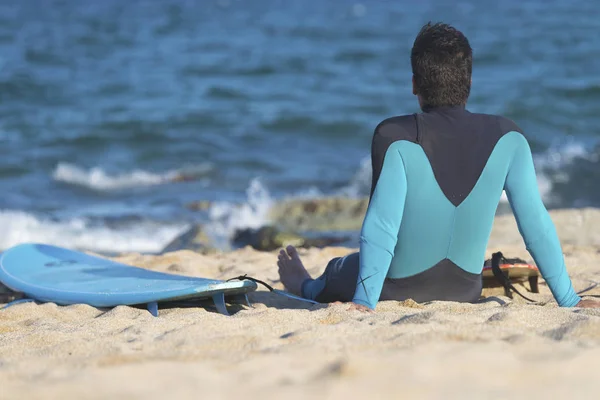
277, 245, 311, 296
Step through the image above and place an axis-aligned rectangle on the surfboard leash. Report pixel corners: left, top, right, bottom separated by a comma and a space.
226, 275, 319, 305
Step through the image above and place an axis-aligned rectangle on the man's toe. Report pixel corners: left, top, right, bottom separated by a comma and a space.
286, 245, 300, 259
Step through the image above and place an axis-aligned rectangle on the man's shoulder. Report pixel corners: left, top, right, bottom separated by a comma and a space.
468, 112, 524, 135
373, 115, 418, 143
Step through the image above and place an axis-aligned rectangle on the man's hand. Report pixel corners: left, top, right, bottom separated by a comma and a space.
347, 302, 374, 313
329, 301, 374, 313
576, 299, 600, 308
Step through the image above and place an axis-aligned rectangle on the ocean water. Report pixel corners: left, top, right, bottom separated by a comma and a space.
1, 0, 599, 253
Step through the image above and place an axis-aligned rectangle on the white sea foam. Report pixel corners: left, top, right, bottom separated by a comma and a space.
533, 141, 598, 169
501, 140, 597, 203
0, 210, 188, 254
338, 157, 371, 198
52, 162, 213, 191
204, 178, 274, 248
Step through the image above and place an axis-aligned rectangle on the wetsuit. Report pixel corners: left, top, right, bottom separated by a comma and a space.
301, 106, 581, 309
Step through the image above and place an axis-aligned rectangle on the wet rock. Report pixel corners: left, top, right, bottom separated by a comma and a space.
232, 225, 351, 252
187, 197, 367, 232
268, 197, 368, 232
161, 225, 216, 254
232, 226, 303, 251
186, 200, 212, 212
184, 196, 367, 251
170, 174, 198, 183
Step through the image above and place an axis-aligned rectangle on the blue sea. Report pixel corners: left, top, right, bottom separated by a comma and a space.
1, 0, 599, 254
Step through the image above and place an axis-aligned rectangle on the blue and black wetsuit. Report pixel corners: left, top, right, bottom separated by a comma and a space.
301, 106, 581, 309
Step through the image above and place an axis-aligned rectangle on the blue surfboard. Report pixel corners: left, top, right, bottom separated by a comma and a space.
0, 243, 257, 316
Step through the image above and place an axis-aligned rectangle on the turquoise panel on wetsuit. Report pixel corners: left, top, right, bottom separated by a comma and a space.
352, 131, 580, 309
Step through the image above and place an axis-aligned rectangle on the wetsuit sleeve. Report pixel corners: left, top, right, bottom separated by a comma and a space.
504, 133, 580, 307
353, 145, 407, 309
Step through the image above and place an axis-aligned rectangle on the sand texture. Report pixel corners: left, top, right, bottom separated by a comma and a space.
1, 209, 600, 399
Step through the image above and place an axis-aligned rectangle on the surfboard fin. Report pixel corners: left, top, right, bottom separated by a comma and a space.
212, 293, 230, 316
147, 301, 159, 317
2, 298, 37, 309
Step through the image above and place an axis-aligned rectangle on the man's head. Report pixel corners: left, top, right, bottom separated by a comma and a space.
411, 22, 472, 110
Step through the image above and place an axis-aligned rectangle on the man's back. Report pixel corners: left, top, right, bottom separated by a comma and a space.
352, 106, 580, 309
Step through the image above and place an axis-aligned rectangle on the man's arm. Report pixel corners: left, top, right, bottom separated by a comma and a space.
504, 133, 580, 307
352, 144, 407, 309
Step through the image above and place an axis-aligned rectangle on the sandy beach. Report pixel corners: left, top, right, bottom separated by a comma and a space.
1, 208, 599, 399
3, 2, 600, 399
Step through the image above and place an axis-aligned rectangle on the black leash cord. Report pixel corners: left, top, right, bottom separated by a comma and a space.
227, 274, 275, 292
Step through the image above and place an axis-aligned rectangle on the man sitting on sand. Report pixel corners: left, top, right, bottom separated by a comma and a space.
277, 22, 599, 311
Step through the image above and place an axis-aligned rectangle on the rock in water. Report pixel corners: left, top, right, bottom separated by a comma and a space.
185, 196, 366, 251
187, 197, 367, 233
232, 225, 351, 252
232, 226, 304, 251
268, 197, 368, 232
185, 200, 212, 211
161, 225, 215, 254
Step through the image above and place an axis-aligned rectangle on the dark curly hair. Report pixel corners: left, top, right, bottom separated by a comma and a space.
411, 22, 472, 109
